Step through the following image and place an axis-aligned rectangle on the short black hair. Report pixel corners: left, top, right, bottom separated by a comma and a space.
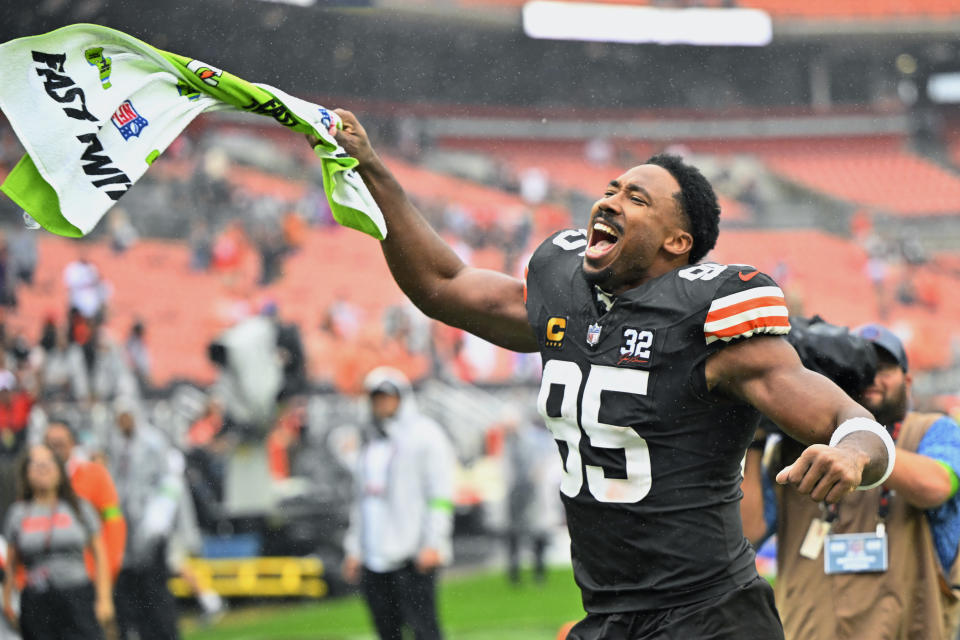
645, 153, 720, 264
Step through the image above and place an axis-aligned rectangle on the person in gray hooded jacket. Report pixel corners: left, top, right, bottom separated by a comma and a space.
105, 399, 182, 640
342, 367, 456, 640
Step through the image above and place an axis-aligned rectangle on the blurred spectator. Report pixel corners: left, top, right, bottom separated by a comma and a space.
0, 235, 16, 310
7, 232, 36, 289
865, 250, 889, 320
183, 398, 226, 530
503, 209, 533, 274
442, 202, 473, 241
0, 370, 33, 460
396, 116, 423, 160
502, 415, 560, 585
67, 309, 93, 349
342, 367, 455, 640
584, 138, 614, 166
900, 233, 927, 266
382, 302, 432, 362
211, 222, 247, 275
185, 398, 224, 452
38, 317, 56, 354
263, 303, 308, 402
850, 209, 873, 242
107, 208, 138, 255
301, 184, 335, 228
282, 210, 307, 253
2, 444, 113, 638
914, 268, 942, 312
163, 448, 225, 627
5, 331, 36, 398
267, 400, 307, 480
44, 419, 126, 582
188, 220, 213, 271
63, 249, 109, 322
895, 272, 918, 306
124, 320, 151, 394
87, 328, 139, 404
106, 400, 182, 640
38, 328, 88, 403
0, 369, 32, 533
519, 167, 549, 206
771, 260, 791, 291
255, 226, 287, 287
326, 294, 364, 341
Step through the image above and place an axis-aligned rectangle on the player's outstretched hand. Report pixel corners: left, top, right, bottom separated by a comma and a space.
775, 443, 868, 503
306, 108, 379, 168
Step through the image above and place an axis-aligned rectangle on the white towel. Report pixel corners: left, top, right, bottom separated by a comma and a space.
0, 23, 385, 239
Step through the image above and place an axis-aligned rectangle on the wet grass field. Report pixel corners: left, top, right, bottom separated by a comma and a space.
184, 567, 584, 640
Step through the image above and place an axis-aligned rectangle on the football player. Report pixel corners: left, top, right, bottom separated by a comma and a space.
311, 111, 895, 639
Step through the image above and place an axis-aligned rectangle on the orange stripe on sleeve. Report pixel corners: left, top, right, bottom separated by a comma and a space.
705, 296, 787, 323
705, 316, 791, 340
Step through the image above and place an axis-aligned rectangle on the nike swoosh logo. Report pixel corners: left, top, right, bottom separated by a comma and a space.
739, 270, 759, 281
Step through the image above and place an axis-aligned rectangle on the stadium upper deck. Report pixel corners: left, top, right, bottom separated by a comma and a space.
455, 0, 960, 19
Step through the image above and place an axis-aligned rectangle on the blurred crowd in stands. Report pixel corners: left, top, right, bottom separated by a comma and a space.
0, 101, 960, 632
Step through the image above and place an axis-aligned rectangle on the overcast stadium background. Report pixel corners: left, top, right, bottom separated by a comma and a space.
3, 1, 960, 638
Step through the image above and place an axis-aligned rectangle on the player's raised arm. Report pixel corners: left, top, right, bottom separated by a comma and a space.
706, 336, 894, 504
321, 109, 537, 353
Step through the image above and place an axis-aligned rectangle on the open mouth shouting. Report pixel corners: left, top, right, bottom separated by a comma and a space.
585, 218, 621, 263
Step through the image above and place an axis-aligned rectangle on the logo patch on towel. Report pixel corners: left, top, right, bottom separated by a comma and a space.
176, 81, 201, 101
111, 100, 149, 140
186, 59, 222, 87
318, 107, 338, 137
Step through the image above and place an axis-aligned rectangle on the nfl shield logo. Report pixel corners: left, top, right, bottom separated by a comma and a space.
586, 323, 602, 347
111, 100, 149, 140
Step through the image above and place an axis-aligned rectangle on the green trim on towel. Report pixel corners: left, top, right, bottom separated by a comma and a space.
0, 155, 82, 237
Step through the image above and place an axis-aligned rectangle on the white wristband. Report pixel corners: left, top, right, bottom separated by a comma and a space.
829, 417, 896, 491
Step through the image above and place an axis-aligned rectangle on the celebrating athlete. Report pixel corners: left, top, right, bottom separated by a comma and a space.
312, 111, 895, 639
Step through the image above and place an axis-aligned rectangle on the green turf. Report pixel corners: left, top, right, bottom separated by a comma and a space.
184, 567, 584, 640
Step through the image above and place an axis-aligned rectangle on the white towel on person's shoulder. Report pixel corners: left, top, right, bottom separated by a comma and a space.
0, 23, 385, 239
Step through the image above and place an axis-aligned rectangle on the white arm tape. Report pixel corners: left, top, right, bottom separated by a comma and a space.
829, 417, 896, 491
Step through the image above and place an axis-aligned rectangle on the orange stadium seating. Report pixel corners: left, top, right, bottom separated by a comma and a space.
616, 135, 960, 217
711, 229, 959, 370
313, 132, 959, 221
8, 231, 408, 387
741, 0, 960, 19
379, 152, 572, 236
761, 150, 960, 217
8, 223, 955, 389
433, 139, 751, 222
3, 118, 957, 384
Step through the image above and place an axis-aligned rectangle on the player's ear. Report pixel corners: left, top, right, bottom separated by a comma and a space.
663, 228, 693, 258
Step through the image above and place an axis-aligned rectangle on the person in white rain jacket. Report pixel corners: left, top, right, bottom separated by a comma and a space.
342, 367, 456, 640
